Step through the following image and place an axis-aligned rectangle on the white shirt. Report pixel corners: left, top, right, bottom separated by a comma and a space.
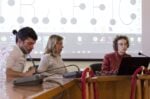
38, 53, 67, 74
3, 45, 26, 72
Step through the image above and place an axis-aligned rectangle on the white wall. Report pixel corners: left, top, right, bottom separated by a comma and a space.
142, 0, 150, 56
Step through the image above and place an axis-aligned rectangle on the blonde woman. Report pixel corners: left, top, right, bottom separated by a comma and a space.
37, 35, 67, 74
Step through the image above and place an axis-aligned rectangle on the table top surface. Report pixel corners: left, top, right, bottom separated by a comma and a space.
2, 75, 150, 99
0, 75, 75, 99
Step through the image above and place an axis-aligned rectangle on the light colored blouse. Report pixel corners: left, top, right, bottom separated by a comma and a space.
37, 53, 67, 74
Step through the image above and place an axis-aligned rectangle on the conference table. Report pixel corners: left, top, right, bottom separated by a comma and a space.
1, 76, 82, 99
87, 75, 142, 99
138, 75, 150, 99
1, 75, 148, 99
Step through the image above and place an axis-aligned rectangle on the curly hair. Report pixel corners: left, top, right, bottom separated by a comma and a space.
113, 35, 129, 51
12, 27, 38, 43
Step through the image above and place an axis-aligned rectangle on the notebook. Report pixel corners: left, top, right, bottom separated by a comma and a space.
117, 57, 150, 75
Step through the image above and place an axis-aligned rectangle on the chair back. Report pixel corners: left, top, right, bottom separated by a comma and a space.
90, 63, 102, 75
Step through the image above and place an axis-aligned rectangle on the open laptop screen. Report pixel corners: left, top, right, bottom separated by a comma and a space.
117, 57, 150, 75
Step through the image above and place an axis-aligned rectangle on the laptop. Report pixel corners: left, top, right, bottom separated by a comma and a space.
117, 57, 150, 75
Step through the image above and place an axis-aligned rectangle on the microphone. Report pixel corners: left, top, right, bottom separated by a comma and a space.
28, 54, 36, 67
13, 74, 44, 86
44, 64, 81, 72
138, 52, 150, 57
13, 64, 81, 86
21, 46, 38, 73
63, 64, 82, 78
38, 64, 82, 78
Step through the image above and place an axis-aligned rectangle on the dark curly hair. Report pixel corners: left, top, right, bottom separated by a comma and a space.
113, 35, 129, 51
12, 27, 38, 43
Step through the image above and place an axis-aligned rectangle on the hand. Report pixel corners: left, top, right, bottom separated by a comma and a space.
24, 67, 36, 77
109, 69, 118, 75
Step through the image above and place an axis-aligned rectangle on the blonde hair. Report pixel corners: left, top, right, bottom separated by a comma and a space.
44, 35, 63, 56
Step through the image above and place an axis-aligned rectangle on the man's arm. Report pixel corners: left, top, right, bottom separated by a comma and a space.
6, 67, 36, 78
